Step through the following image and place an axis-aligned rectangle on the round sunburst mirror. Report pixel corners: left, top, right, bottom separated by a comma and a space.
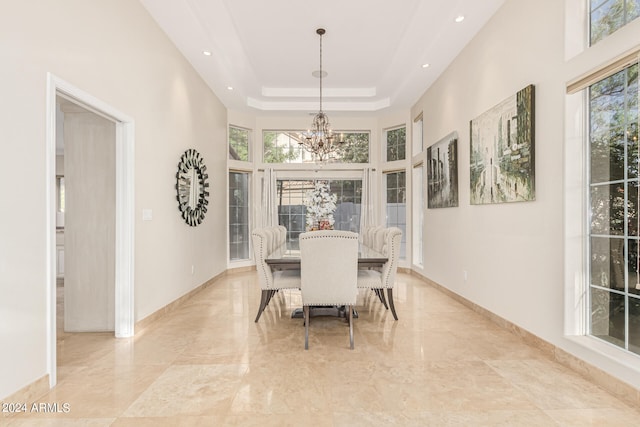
175, 149, 209, 226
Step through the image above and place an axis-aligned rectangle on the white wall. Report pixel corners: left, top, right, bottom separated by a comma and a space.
412, 0, 640, 389
0, 0, 227, 399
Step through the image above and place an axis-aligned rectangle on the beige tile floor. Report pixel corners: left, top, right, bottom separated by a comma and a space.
5, 271, 640, 426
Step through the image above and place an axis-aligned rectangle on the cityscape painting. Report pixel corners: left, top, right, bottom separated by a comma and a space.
470, 84, 535, 204
427, 132, 458, 208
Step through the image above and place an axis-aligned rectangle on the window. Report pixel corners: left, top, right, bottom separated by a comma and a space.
276, 179, 362, 248
57, 176, 65, 213
588, 62, 639, 353
229, 126, 250, 161
590, 0, 640, 45
412, 115, 423, 158
385, 170, 407, 259
386, 126, 406, 162
229, 171, 250, 261
263, 131, 370, 164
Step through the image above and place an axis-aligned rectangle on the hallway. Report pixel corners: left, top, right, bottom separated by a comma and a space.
5, 271, 640, 426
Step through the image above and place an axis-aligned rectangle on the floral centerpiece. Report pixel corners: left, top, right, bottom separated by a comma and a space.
303, 181, 337, 231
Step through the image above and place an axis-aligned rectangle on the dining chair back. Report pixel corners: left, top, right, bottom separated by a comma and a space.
252, 227, 300, 322
373, 226, 388, 253
299, 230, 359, 349
357, 227, 402, 320
276, 225, 287, 248
360, 225, 375, 247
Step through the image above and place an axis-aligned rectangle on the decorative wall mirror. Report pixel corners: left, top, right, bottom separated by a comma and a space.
175, 149, 209, 226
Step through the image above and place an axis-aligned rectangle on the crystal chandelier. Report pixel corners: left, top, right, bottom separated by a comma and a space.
299, 28, 344, 162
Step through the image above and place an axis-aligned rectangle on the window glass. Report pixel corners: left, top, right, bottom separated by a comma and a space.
385, 170, 407, 259
263, 131, 369, 164
229, 126, 250, 161
590, 0, 640, 45
588, 63, 639, 353
276, 179, 362, 248
229, 171, 250, 261
386, 126, 406, 162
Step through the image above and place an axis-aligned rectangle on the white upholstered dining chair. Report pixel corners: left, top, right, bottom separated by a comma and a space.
357, 227, 402, 320
252, 227, 301, 322
299, 230, 359, 349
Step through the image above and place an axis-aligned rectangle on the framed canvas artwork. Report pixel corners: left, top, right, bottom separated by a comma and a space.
470, 84, 535, 204
427, 132, 458, 208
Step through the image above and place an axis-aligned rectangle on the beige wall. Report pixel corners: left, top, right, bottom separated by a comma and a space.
413, 0, 564, 335
411, 0, 640, 388
0, 0, 227, 398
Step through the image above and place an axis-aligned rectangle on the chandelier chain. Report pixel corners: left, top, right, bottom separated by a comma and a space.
319, 29, 323, 113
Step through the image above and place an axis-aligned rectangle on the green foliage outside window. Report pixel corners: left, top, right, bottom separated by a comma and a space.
386, 127, 406, 161
263, 131, 300, 163
334, 132, 369, 163
588, 63, 640, 353
590, 0, 640, 45
263, 130, 369, 164
229, 126, 250, 161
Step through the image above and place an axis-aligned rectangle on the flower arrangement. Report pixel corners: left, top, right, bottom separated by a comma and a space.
303, 181, 337, 231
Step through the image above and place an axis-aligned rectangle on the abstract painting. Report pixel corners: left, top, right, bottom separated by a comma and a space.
470, 84, 535, 204
427, 132, 458, 208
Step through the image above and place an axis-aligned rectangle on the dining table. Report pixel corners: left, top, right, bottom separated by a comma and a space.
265, 242, 388, 318
265, 242, 387, 269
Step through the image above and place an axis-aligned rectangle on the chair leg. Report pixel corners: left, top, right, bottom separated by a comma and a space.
387, 288, 398, 321
348, 304, 354, 349
254, 290, 270, 322
304, 306, 310, 350
266, 289, 276, 306
376, 288, 388, 309
372, 289, 380, 301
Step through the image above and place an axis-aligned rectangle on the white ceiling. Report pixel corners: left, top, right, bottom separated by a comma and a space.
140, 0, 505, 116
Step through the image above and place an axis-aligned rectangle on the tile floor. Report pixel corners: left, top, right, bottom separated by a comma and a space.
4, 271, 640, 426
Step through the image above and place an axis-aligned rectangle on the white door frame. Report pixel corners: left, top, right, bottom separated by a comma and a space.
45, 73, 135, 388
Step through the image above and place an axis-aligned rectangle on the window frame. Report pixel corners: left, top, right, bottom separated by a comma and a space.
586, 62, 639, 353
383, 169, 407, 261
384, 125, 407, 163
228, 169, 252, 264
590, 0, 640, 46
564, 21, 640, 370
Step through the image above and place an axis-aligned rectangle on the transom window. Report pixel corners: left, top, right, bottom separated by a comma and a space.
386, 126, 406, 162
263, 131, 370, 164
588, 62, 639, 353
590, 0, 640, 45
229, 126, 250, 161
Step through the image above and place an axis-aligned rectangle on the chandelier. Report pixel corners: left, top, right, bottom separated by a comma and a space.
299, 28, 345, 162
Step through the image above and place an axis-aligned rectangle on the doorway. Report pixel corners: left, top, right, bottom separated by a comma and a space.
46, 74, 135, 388
57, 97, 116, 332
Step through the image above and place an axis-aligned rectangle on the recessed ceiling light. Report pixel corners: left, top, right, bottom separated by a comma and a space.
422, 63, 430, 69
455, 15, 465, 23
202, 50, 212, 56
227, 86, 234, 91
